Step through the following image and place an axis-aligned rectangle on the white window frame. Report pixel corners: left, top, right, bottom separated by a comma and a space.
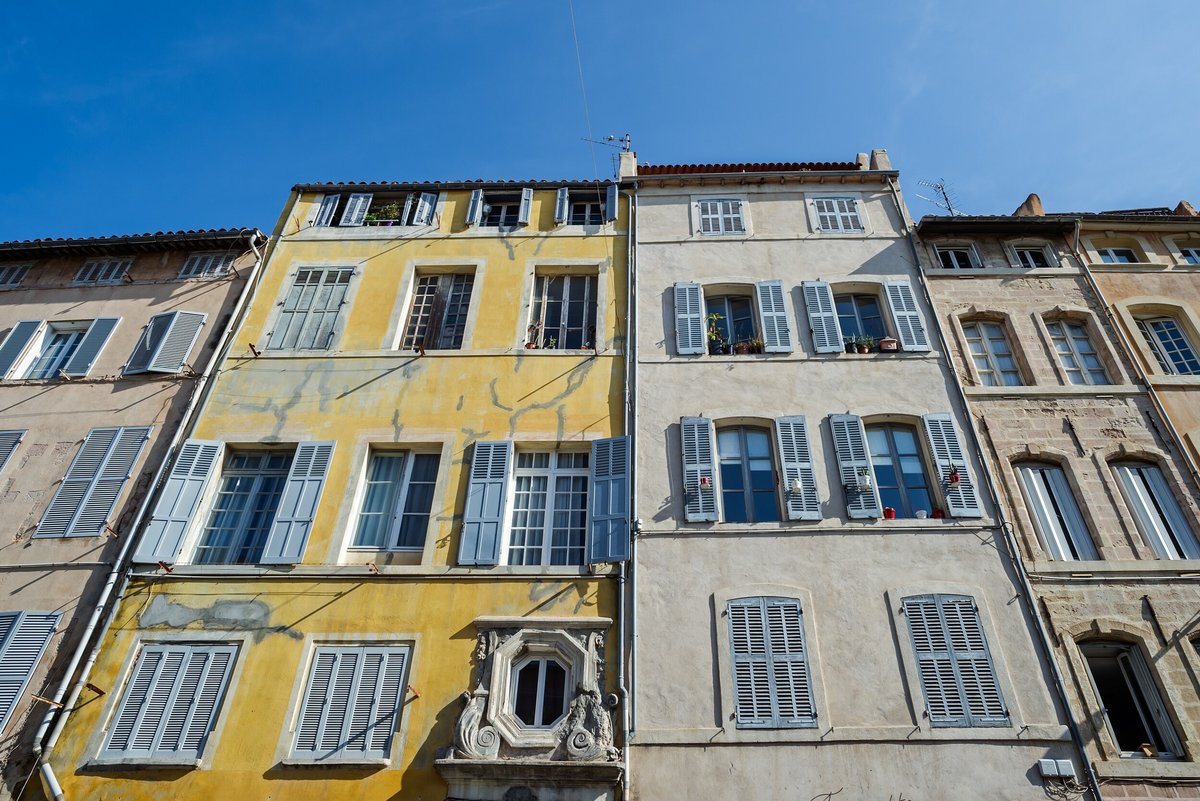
1136, 316, 1200, 376
1164, 236, 1200, 266
1112, 462, 1200, 560
501, 450, 590, 566
692, 197, 748, 236
1014, 462, 1099, 561
190, 449, 295, 565
179, 252, 236, 279
527, 272, 599, 350
961, 319, 1023, 386
933, 243, 982, 270
19, 321, 90, 379
1044, 317, 1109, 385
1004, 240, 1060, 269
74, 258, 131, 285
509, 654, 570, 729
348, 449, 440, 552
1079, 640, 1182, 759
808, 195, 866, 234
0, 263, 31, 288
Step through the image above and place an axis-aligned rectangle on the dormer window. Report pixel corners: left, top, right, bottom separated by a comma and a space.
466, 188, 532, 229
934, 245, 980, 270
1098, 247, 1138, 264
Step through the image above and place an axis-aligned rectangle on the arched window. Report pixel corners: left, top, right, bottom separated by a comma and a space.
1014, 462, 1098, 560
1135, 314, 1200, 375
1080, 641, 1181, 758
835, 292, 888, 341
865, 422, 932, 518
717, 426, 780, 523
1044, 317, 1108, 385
1112, 461, 1200, 559
961, 319, 1022, 386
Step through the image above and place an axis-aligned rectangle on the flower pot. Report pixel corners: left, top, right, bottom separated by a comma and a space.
948, 471, 961, 486
883, 507, 897, 520
932, 508, 945, 519
915, 509, 928, 519
734, 342, 752, 355
856, 345, 870, 354
524, 342, 538, 350
709, 342, 730, 355
878, 337, 899, 352
845, 342, 857, 353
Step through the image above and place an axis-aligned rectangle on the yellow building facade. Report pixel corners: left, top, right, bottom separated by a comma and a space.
41, 181, 628, 801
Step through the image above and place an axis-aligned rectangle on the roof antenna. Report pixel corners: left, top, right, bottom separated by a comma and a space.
916, 179, 964, 216
582, 133, 631, 152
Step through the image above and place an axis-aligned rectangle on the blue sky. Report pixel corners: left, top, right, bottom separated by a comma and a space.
1, 1, 1197, 240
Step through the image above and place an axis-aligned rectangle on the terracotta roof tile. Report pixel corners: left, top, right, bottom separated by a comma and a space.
637, 161, 860, 176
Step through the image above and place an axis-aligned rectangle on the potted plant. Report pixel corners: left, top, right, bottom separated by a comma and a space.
843, 336, 857, 354
878, 336, 899, 352
855, 335, 876, 354
376, 201, 403, 225
856, 467, 873, 491
946, 465, 962, 487
931, 508, 945, 519
748, 336, 765, 354
706, 313, 730, 355
883, 506, 897, 520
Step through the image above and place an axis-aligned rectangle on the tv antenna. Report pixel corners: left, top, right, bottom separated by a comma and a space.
916, 179, 964, 216
582, 133, 632, 152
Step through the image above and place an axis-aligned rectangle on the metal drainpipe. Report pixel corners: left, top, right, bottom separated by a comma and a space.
33, 228, 271, 799
1070, 220, 1200, 490
889, 179, 1103, 801
619, 184, 637, 795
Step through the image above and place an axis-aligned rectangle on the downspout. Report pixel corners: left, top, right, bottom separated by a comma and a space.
33, 227, 271, 800
889, 179, 1102, 801
1070, 220, 1200, 489
619, 184, 637, 796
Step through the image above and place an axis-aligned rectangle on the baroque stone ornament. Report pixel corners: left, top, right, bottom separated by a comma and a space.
454, 689, 501, 759
563, 687, 619, 762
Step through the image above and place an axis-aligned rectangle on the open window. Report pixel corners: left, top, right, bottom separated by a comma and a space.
0, 318, 119, 380
672, 281, 792, 356
1080, 641, 1182, 758
527, 273, 598, 350
554, 185, 618, 226
802, 281, 930, 354
933, 243, 982, 270
1112, 461, 1200, 559
311, 191, 438, 228
1135, 313, 1200, 376
401, 273, 474, 351
466, 188, 533, 229
1014, 462, 1098, 560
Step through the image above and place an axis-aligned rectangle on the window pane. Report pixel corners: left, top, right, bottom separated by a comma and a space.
541, 661, 567, 725
353, 454, 405, 548
514, 662, 540, 726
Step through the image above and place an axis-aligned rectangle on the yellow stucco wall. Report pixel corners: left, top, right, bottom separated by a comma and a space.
45, 186, 627, 801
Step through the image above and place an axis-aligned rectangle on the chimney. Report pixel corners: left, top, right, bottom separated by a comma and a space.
1174, 200, 1198, 217
869, 149, 891, 171
1013, 193, 1045, 217
855, 152, 869, 170
618, 150, 638, 180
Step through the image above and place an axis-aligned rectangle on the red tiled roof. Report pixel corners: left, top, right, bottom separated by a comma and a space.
0, 228, 262, 259
637, 161, 860, 176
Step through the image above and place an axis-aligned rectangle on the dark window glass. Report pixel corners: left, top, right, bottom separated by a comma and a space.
866, 424, 932, 518
707, 295, 757, 347
835, 294, 887, 340
717, 427, 779, 523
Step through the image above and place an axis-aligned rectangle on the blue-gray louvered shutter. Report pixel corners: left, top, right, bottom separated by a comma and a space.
588, 436, 629, 563
314, 195, 340, 227
465, 189, 484, 227
728, 598, 773, 727
293, 646, 408, 761
674, 282, 705, 355
728, 597, 816, 729
149, 312, 206, 373
764, 597, 816, 726
755, 280, 792, 353
62, 317, 120, 377
0, 612, 60, 731
134, 439, 224, 563
829, 414, 881, 519
36, 426, 150, 537
459, 440, 512, 565
0, 430, 24, 472
605, 184, 619, 222
415, 192, 438, 225
904, 595, 965, 726
339, 193, 372, 226
921, 413, 982, 518
802, 281, 843, 353
775, 417, 819, 520
681, 417, 717, 522
554, 187, 570, 224
260, 441, 335, 564
940, 596, 1007, 725
102, 644, 237, 760
0, 320, 42, 377
517, 187, 534, 226
884, 281, 931, 352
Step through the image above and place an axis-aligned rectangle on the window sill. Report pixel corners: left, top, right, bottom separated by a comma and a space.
85, 756, 201, 770
1145, 373, 1200, 387
1027, 558, 1200, 578
279, 757, 390, 768
656, 517, 996, 534
1092, 759, 1196, 780
632, 722, 1069, 745
923, 267, 1079, 278
1086, 261, 1172, 271
963, 383, 1144, 398
131, 563, 617, 579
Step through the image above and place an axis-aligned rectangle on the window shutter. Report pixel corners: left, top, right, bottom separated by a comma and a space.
415, 192, 438, 225
680, 417, 717, 522
339, 193, 373, 226
829, 414, 881, 519
62, 317, 120, 377
903, 596, 966, 726
103, 643, 237, 760
0, 430, 25, 472
605, 184, 619, 222
125, 313, 173, 374
314, 194, 340, 227
294, 646, 408, 761
765, 598, 816, 726
755, 280, 792, 353
149, 311, 206, 373
939, 596, 1007, 725
458, 440, 513, 565
466, 189, 484, 227
802, 282, 843, 353
517, 187, 534, 226
728, 598, 774, 727
883, 281, 931, 352
775, 417, 819, 520
36, 426, 150, 537
554, 187, 570, 224
0, 320, 43, 378
673, 282, 705, 355
0, 612, 60, 732
260, 441, 335, 564
588, 436, 630, 563
921, 413, 982, 518
134, 439, 224, 563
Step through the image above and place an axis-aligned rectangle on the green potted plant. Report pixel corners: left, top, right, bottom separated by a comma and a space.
843, 335, 857, 354
375, 201, 403, 226
855, 335, 876, 354
706, 313, 730, 355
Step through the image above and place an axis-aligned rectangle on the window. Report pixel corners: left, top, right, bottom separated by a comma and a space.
674, 281, 792, 356
695, 199, 746, 235
554, 185, 618, 226
1046, 319, 1108, 384
1179, 245, 1200, 265
962, 320, 1022, 386
0, 430, 24, 473
0, 263, 30, 288
506, 451, 589, 566
100, 643, 237, 762
401, 274, 473, 351
74, 258, 130, 285
717, 427, 779, 523
835, 293, 888, 340
706, 295, 757, 351
512, 656, 569, 728
811, 197, 863, 233
125, 311, 207, 375
528, 274, 598, 350
352, 451, 439, 550
1098, 247, 1139, 264
267, 267, 353, 351
368, 193, 438, 226
1113, 462, 1200, 560
25, 323, 86, 378
0, 612, 60, 732
291, 645, 409, 762
866, 423, 932, 518
727, 597, 816, 729
35, 426, 150, 538
935, 246, 978, 270
1014, 246, 1052, 269
902, 594, 1007, 727
0, 317, 119, 381
1015, 463, 1098, 560
1080, 641, 1181, 758
194, 451, 293, 565
1136, 316, 1200, 375
179, 252, 235, 279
